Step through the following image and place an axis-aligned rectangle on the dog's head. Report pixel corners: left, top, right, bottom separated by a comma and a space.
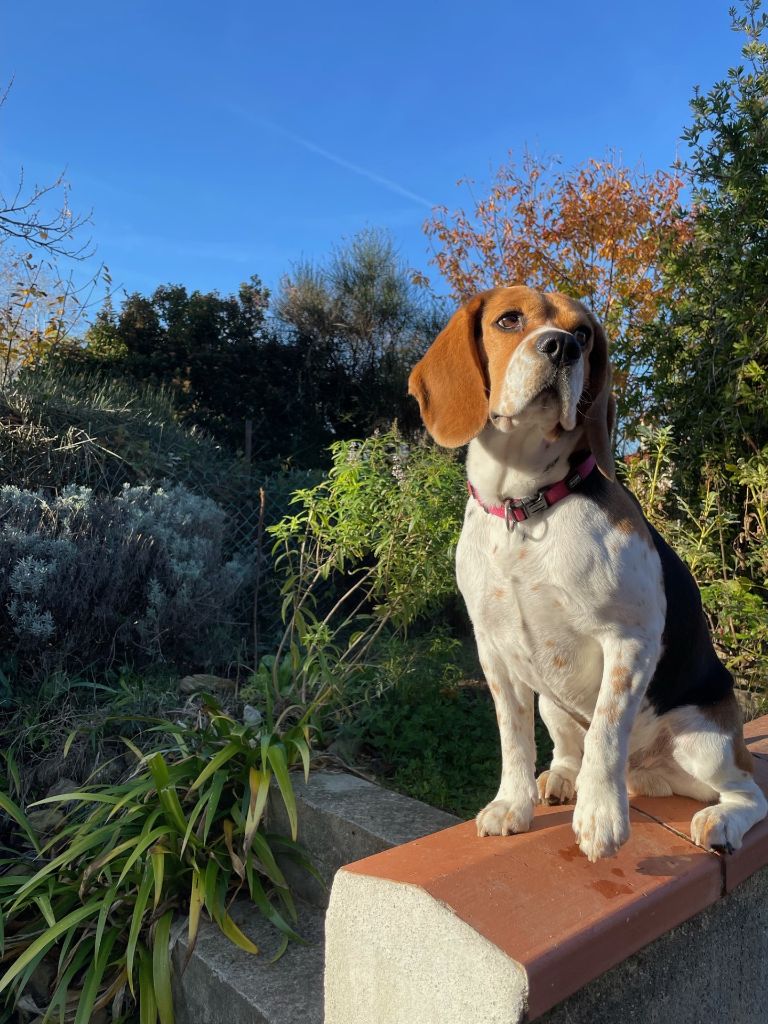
408, 285, 615, 479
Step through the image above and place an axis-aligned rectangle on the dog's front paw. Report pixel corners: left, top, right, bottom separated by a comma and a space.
537, 768, 576, 805
572, 779, 630, 862
476, 798, 534, 837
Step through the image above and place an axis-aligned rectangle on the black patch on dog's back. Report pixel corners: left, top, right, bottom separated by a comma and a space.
644, 521, 733, 713
576, 467, 733, 714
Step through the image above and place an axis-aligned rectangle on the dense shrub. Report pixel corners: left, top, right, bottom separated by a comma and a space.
0, 482, 249, 680
0, 363, 253, 504
260, 429, 466, 715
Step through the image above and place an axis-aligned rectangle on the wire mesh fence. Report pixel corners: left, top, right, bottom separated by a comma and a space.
0, 366, 327, 672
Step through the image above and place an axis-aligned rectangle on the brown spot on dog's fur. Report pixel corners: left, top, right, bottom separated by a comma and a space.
600, 481, 655, 549
696, 816, 719, 850
492, 587, 505, 599
545, 639, 555, 648
552, 655, 567, 669
610, 664, 631, 695
702, 692, 753, 775
599, 702, 622, 726
518, 548, 527, 560
531, 583, 541, 592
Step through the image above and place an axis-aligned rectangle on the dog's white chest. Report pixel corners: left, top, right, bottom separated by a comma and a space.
455, 497, 642, 717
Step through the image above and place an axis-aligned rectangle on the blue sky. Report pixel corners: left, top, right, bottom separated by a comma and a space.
1, 1, 743, 310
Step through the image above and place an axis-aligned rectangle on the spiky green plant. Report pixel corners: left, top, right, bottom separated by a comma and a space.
0, 696, 316, 1023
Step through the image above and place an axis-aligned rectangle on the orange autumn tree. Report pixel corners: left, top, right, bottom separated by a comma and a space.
421, 153, 690, 442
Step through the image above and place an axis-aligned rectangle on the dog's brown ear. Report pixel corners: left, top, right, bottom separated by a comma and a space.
583, 317, 616, 481
408, 294, 488, 448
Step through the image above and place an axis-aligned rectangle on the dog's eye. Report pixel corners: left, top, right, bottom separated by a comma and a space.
573, 325, 591, 347
496, 311, 524, 331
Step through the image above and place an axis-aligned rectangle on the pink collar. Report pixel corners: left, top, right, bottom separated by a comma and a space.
467, 453, 597, 531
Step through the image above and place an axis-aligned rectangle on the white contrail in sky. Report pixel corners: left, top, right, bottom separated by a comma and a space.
231, 106, 436, 210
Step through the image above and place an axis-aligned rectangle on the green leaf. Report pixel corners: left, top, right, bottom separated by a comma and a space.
63, 730, 77, 759
139, 946, 158, 1024
74, 927, 118, 1024
223, 819, 245, 879
202, 771, 226, 845
247, 831, 287, 889
94, 882, 119, 959
0, 902, 98, 994
11, 826, 114, 908
43, 937, 92, 1024
126, 866, 154, 996
245, 869, 304, 944
202, 858, 226, 923
83, 832, 149, 887
151, 848, 166, 910
187, 866, 204, 953
243, 767, 270, 854
121, 734, 148, 762
33, 893, 56, 928
268, 835, 327, 890
3, 750, 21, 798
216, 911, 259, 954
180, 789, 210, 855
268, 933, 290, 964
0, 790, 41, 854
189, 741, 242, 792
33, 790, 122, 807
154, 782, 187, 834
290, 735, 311, 783
267, 743, 297, 840
117, 826, 169, 885
152, 911, 174, 1024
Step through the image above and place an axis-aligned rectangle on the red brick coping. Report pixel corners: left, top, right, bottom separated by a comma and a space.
340, 715, 768, 1020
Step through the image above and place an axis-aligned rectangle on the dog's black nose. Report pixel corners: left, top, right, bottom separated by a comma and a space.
536, 330, 581, 366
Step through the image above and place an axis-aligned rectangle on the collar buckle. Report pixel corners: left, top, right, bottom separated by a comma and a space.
503, 491, 548, 530
522, 493, 549, 516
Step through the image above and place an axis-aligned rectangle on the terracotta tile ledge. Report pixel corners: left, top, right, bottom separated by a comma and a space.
324, 714, 768, 1024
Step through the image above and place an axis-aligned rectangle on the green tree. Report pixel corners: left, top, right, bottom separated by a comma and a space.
630, 2, 768, 694
646, 1, 768, 480
275, 229, 446, 439
78, 278, 275, 453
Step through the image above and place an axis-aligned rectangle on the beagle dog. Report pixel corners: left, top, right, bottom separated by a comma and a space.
408, 285, 767, 862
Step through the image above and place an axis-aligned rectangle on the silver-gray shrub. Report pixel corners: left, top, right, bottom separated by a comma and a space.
0, 483, 249, 677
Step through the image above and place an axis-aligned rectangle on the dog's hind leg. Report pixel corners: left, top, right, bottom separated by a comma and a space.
537, 696, 585, 805
669, 693, 767, 853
